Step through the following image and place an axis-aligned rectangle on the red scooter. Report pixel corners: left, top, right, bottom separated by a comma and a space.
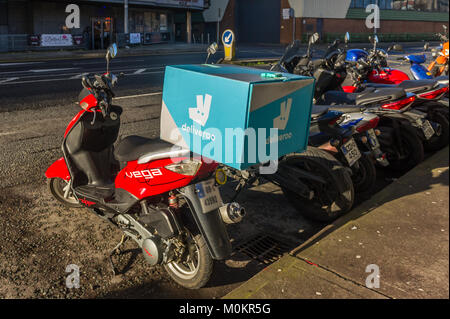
45, 44, 245, 289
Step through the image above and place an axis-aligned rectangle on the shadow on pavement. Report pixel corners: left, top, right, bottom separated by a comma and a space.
291, 148, 449, 256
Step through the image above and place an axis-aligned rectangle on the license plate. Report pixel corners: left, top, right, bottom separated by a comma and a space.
367, 129, 380, 149
421, 120, 435, 140
341, 138, 362, 167
195, 179, 223, 214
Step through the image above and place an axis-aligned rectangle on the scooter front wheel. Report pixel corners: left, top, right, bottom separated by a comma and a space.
47, 178, 81, 208
164, 232, 213, 289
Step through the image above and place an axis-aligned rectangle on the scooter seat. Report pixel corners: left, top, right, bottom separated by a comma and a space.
114, 135, 185, 163
396, 80, 437, 93
365, 80, 438, 93
435, 75, 449, 86
311, 105, 329, 119
323, 88, 406, 106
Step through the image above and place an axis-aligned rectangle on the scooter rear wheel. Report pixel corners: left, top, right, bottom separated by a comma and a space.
164, 232, 213, 289
384, 125, 424, 171
280, 147, 355, 223
351, 153, 377, 194
47, 178, 81, 208
423, 111, 449, 152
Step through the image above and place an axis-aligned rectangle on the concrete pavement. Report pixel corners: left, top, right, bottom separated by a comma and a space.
224, 147, 449, 299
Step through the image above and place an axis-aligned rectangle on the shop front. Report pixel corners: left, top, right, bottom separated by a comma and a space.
127, 9, 174, 45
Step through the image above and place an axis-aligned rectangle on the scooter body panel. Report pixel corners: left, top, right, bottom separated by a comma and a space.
368, 68, 410, 84
115, 158, 218, 200
45, 157, 70, 181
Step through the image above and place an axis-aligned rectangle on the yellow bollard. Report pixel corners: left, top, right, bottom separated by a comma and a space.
222, 29, 235, 61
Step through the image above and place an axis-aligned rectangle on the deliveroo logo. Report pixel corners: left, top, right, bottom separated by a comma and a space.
189, 94, 212, 127
273, 98, 292, 130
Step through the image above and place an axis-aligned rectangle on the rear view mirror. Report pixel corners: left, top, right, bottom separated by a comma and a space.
207, 42, 218, 55
393, 44, 403, 51
105, 43, 118, 73
344, 32, 350, 44
106, 43, 118, 60
309, 32, 320, 45
423, 42, 430, 51
205, 42, 219, 64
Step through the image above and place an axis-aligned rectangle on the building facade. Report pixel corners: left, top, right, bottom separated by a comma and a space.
202, 0, 449, 44
0, 0, 210, 50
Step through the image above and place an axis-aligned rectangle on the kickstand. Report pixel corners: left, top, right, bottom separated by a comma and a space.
109, 234, 128, 276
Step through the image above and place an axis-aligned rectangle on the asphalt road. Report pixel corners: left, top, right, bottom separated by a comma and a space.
0, 44, 439, 298
0, 47, 286, 112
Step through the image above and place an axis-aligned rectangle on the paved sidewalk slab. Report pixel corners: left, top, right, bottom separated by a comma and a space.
294, 148, 449, 299
223, 255, 385, 299
225, 147, 449, 299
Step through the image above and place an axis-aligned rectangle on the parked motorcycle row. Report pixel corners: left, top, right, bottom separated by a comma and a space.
44, 29, 448, 290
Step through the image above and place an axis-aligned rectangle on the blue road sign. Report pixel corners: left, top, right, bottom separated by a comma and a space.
222, 29, 234, 47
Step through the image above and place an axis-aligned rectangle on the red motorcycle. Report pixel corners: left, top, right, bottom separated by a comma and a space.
45, 44, 245, 289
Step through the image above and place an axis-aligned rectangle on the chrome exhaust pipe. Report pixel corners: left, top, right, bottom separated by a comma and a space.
219, 202, 246, 224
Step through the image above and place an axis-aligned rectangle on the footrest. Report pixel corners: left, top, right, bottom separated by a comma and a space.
75, 184, 115, 201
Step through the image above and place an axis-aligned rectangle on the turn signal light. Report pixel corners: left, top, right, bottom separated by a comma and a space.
418, 86, 449, 100
165, 159, 202, 176
381, 95, 416, 110
356, 117, 380, 133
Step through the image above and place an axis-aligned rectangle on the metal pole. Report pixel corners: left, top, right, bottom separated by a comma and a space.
374, 0, 378, 35
124, 0, 129, 34
217, 8, 220, 42
187, 11, 192, 43
292, 12, 296, 41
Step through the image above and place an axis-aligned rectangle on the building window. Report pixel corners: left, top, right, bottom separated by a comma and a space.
350, 0, 449, 11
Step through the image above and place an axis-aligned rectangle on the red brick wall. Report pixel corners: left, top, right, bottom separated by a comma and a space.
219, 0, 236, 39
322, 19, 449, 34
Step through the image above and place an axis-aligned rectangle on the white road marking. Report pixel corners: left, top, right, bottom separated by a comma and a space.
0, 70, 164, 85
134, 68, 146, 74
70, 72, 89, 79
113, 92, 162, 100
0, 62, 44, 66
73, 59, 145, 65
0, 77, 19, 84
29, 68, 76, 73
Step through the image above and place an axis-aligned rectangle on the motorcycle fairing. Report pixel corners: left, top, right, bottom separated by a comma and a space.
346, 49, 369, 62
410, 63, 433, 80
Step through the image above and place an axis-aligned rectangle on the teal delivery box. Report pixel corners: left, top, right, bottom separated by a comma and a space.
160, 64, 315, 170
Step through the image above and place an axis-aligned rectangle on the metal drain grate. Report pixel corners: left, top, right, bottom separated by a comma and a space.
234, 234, 297, 264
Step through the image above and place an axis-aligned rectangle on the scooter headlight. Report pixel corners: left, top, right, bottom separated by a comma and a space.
165, 159, 202, 176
